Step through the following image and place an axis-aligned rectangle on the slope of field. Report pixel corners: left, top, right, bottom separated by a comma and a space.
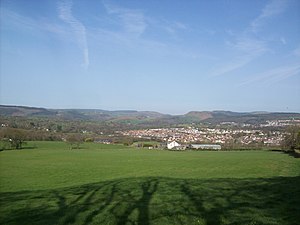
0, 142, 300, 225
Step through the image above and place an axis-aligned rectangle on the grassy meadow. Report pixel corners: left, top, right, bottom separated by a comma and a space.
0, 141, 300, 225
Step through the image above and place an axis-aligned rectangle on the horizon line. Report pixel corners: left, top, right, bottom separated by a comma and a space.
1, 104, 300, 115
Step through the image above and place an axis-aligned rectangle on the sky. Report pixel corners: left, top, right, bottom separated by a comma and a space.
0, 0, 299, 114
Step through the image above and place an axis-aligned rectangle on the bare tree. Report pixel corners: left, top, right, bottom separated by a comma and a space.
0, 128, 27, 149
66, 134, 84, 149
281, 126, 300, 151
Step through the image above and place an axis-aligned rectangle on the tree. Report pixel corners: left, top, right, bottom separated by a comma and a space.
281, 126, 300, 151
66, 134, 83, 149
56, 125, 62, 132
0, 128, 27, 149
122, 137, 133, 146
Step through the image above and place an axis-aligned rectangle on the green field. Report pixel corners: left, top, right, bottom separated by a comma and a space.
1, 142, 300, 225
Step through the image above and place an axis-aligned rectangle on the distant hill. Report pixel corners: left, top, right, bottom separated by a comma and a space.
0, 105, 299, 126
184, 111, 213, 121
204, 111, 300, 125
0, 105, 56, 117
0, 105, 166, 122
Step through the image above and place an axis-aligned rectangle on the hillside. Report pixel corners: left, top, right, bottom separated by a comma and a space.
0, 105, 56, 117
0, 105, 167, 123
1, 105, 300, 126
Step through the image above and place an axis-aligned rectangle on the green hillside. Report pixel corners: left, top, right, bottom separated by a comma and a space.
1, 105, 300, 126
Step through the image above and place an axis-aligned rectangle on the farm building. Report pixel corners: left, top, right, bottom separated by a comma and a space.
189, 144, 221, 150
167, 141, 181, 149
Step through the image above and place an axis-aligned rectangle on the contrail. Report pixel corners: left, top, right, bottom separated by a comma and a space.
58, 0, 89, 69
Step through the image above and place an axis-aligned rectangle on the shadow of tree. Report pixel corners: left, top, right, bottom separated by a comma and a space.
0, 176, 299, 225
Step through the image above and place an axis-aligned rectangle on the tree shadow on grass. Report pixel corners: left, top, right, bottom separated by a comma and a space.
0, 176, 300, 225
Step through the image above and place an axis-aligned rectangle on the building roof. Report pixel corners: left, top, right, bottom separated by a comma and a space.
190, 144, 221, 149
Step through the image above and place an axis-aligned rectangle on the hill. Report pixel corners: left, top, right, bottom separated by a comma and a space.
0, 105, 165, 121
0, 105, 57, 117
1, 105, 300, 126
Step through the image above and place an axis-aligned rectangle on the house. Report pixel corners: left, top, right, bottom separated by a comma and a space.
189, 144, 221, 150
167, 141, 180, 149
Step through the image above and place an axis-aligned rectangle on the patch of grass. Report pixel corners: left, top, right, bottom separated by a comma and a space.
1, 177, 299, 225
0, 141, 300, 224
1, 142, 300, 192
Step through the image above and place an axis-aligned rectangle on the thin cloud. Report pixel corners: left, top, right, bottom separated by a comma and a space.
58, 0, 89, 69
98, 1, 206, 60
234, 37, 267, 54
211, 0, 287, 77
211, 37, 268, 77
280, 37, 287, 45
293, 46, 300, 57
160, 20, 188, 34
1, 8, 38, 30
1, 8, 67, 37
0, 6, 81, 59
211, 57, 253, 77
250, 0, 287, 32
103, 1, 146, 37
102, 1, 190, 39
239, 63, 300, 86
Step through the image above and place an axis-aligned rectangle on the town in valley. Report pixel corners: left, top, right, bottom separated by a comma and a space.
1, 105, 300, 150
120, 119, 300, 150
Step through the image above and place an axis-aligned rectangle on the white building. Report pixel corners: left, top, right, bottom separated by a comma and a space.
190, 144, 221, 150
167, 141, 180, 149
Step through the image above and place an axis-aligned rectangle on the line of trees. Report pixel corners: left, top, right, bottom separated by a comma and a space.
0, 128, 95, 150
1, 126, 299, 151
0, 128, 85, 150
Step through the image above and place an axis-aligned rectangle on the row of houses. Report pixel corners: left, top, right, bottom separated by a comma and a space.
167, 141, 221, 150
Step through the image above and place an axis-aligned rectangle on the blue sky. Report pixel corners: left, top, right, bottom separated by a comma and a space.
0, 0, 299, 114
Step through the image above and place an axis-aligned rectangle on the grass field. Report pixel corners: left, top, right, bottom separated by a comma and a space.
0, 141, 300, 225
